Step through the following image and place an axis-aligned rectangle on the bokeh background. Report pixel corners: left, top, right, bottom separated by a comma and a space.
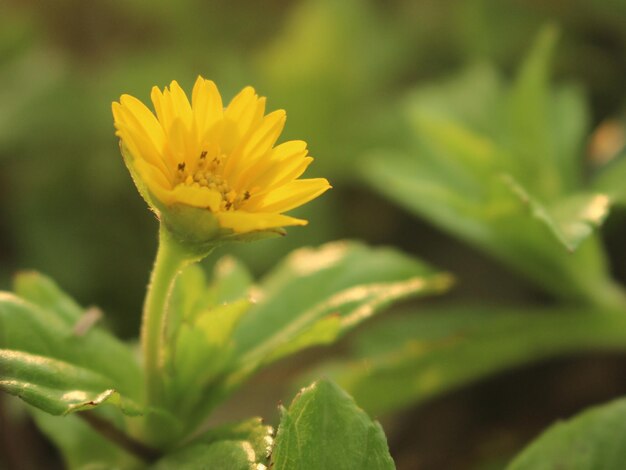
1, 1, 626, 469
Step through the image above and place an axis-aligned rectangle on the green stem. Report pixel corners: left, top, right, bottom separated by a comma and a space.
79, 411, 160, 463
141, 225, 189, 407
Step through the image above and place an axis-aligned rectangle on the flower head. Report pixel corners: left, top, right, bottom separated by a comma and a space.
112, 77, 330, 244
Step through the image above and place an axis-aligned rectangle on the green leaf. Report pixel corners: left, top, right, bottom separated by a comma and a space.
153, 418, 273, 470
171, 299, 250, 384
413, 108, 499, 181
164, 257, 255, 417
189, 418, 274, 464
362, 28, 624, 308
168, 264, 208, 334
550, 84, 589, 189
507, 26, 566, 196
13, 270, 83, 323
5, 272, 142, 398
405, 63, 503, 132
502, 175, 610, 252
593, 151, 626, 206
31, 409, 142, 470
230, 241, 451, 379
0, 349, 142, 416
508, 397, 626, 470
363, 149, 623, 308
271, 380, 394, 470
178, 242, 450, 432
309, 307, 626, 416
208, 256, 255, 305
168, 257, 253, 344
0, 273, 161, 429
153, 440, 258, 470
262, 314, 342, 364
166, 299, 250, 414
364, 149, 491, 249
505, 25, 587, 196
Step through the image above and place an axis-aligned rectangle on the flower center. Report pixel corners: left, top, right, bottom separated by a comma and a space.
175, 151, 249, 211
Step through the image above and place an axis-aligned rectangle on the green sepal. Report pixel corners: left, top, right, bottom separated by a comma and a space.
119, 141, 155, 211
160, 204, 221, 253
160, 205, 287, 258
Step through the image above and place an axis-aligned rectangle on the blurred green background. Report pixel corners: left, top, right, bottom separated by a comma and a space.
1, 0, 626, 469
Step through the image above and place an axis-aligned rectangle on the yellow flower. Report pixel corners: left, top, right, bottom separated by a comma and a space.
112, 77, 330, 238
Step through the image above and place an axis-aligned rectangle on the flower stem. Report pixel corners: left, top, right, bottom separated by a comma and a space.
141, 225, 189, 407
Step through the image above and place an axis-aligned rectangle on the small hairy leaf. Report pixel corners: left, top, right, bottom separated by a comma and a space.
168, 256, 253, 340
166, 299, 250, 414
508, 397, 626, 470
272, 380, 394, 470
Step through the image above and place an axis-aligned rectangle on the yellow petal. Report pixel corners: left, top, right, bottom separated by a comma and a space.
260, 156, 314, 190
151, 86, 174, 133
250, 140, 308, 175
170, 184, 222, 211
222, 87, 265, 153
241, 109, 286, 159
249, 178, 331, 213
116, 95, 165, 150
225, 110, 287, 186
224, 86, 256, 121
114, 120, 171, 177
168, 80, 193, 130
216, 210, 307, 233
246, 141, 312, 190
112, 101, 169, 170
192, 77, 223, 138
134, 158, 171, 193
167, 117, 201, 170
132, 158, 178, 206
